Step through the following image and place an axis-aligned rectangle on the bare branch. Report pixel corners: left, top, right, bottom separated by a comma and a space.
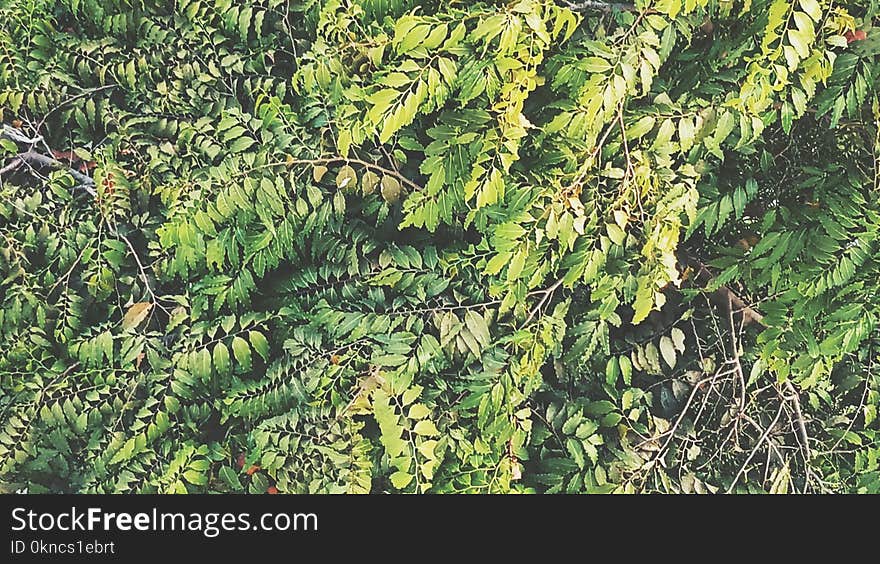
0, 155, 24, 176
726, 402, 785, 493
521, 277, 565, 328
782, 380, 810, 458
1, 124, 42, 145
683, 255, 766, 327
0, 150, 96, 195
563, 0, 636, 11
727, 292, 747, 412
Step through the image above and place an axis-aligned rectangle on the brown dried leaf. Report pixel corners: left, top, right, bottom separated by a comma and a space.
122, 302, 153, 331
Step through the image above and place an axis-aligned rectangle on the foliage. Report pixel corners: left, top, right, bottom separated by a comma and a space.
0, 0, 878, 494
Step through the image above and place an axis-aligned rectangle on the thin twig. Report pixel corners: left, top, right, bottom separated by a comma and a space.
726, 402, 785, 493
826, 359, 872, 455
35, 84, 117, 132
117, 232, 169, 315
645, 376, 716, 468
782, 380, 810, 459
521, 277, 565, 328
727, 293, 747, 413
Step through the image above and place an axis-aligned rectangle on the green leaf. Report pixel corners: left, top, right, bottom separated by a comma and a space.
626, 116, 657, 140
620, 355, 633, 385
219, 466, 242, 490
632, 283, 654, 325
413, 420, 439, 436
748, 358, 765, 389
213, 342, 231, 375
507, 249, 526, 281
248, 330, 269, 361
485, 252, 512, 275
799, 0, 821, 20
606, 223, 626, 246
390, 471, 413, 489
464, 311, 491, 349
659, 336, 676, 369
787, 29, 810, 59
229, 136, 255, 153
183, 469, 207, 486
605, 356, 620, 386
585, 401, 616, 416
231, 336, 252, 371
407, 404, 431, 420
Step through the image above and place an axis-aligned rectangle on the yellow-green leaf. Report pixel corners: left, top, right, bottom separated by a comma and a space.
407, 403, 431, 420
660, 335, 676, 369
361, 170, 380, 194
213, 342, 231, 375
413, 420, 439, 436
606, 223, 626, 245
335, 165, 357, 190
390, 470, 413, 489
231, 336, 251, 371
381, 175, 402, 203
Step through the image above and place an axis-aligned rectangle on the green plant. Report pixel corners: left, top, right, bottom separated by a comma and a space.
1, 0, 877, 494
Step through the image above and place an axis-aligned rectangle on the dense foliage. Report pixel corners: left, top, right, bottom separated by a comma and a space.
0, 0, 877, 494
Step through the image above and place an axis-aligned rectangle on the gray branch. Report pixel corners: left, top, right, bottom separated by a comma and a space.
1, 150, 96, 196
563, 0, 637, 11
1, 124, 96, 195
1, 123, 43, 145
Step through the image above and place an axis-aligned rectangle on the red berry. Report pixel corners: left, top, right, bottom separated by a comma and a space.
245, 464, 261, 476
236, 453, 245, 469
267, 486, 279, 495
